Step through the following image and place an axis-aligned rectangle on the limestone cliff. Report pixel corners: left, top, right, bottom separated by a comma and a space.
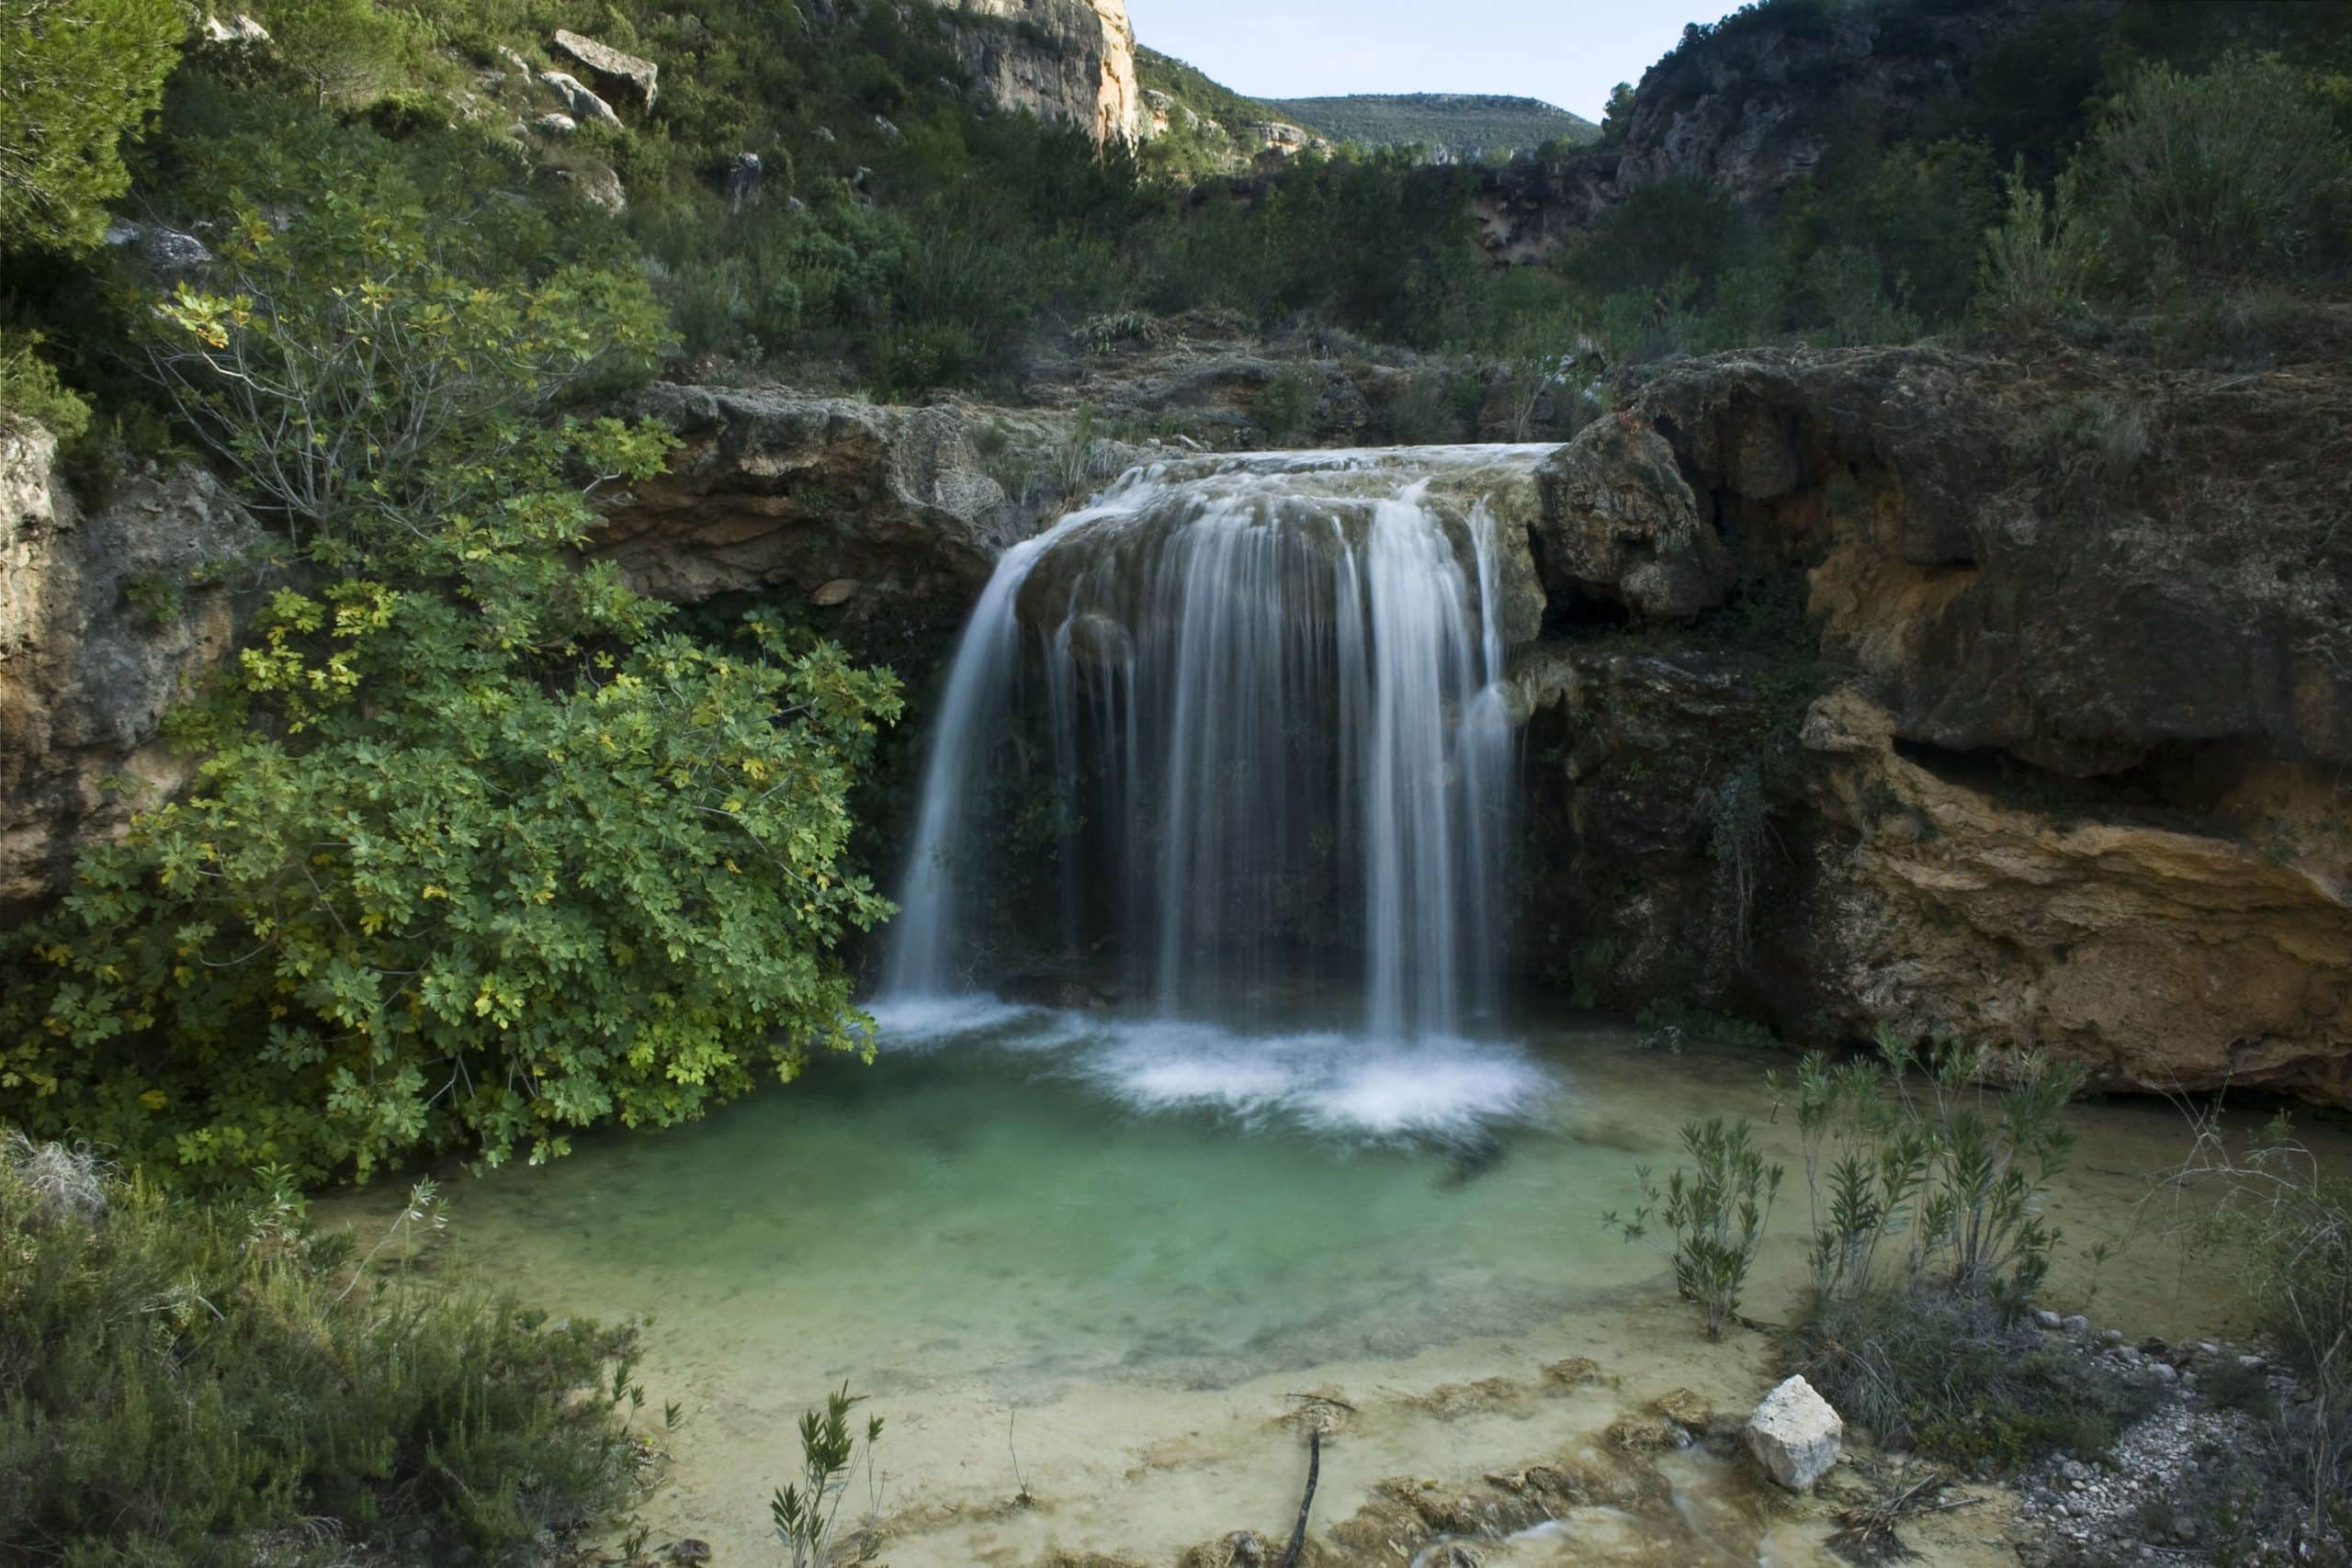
0, 426, 262, 915
1500, 342, 2352, 1106
941, 0, 1144, 146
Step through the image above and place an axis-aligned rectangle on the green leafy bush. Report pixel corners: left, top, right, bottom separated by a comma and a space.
771, 1383, 886, 1568
0, 328, 91, 442
1768, 1032, 2123, 1473
0, 1132, 641, 1562
1775, 1030, 2083, 1308
2079, 52, 2352, 284
1611, 1115, 1784, 1338
0, 141, 902, 1183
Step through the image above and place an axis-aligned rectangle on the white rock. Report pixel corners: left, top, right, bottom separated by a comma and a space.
1744, 1374, 1843, 1492
538, 70, 620, 126
201, 12, 269, 45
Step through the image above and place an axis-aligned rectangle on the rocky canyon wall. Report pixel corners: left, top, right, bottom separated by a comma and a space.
941, 0, 1145, 147
0, 426, 262, 916
1499, 344, 2352, 1106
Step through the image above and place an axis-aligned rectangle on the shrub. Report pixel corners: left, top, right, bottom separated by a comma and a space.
771, 1383, 886, 1568
0, 1132, 642, 1562
0, 328, 92, 443
2079, 53, 2352, 284
2170, 1112, 2352, 1554
1254, 364, 1318, 443
1977, 161, 2105, 334
1611, 1115, 1784, 1339
1774, 1029, 2084, 1309
1793, 1287, 2158, 1468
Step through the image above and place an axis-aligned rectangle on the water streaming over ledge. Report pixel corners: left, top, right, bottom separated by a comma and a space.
878, 445, 1555, 1044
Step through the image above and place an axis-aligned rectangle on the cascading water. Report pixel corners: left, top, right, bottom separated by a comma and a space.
879, 445, 1550, 1054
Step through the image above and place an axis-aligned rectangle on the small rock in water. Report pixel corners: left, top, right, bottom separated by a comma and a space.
668, 1541, 712, 1565
1543, 1356, 1601, 1388
1745, 1374, 1843, 1492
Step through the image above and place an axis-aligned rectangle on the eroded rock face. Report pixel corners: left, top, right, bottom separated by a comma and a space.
1800, 691, 2352, 1106
1509, 343, 2352, 1106
942, 0, 1144, 146
1532, 416, 1732, 620
0, 426, 263, 914
594, 385, 1142, 664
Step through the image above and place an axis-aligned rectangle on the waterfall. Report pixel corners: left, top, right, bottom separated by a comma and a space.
879, 446, 1545, 1043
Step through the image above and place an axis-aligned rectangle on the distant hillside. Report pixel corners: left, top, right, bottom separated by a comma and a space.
1261, 94, 1598, 158
1135, 46, 1332, 175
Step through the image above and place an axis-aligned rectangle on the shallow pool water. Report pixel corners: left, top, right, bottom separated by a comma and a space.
328, 1003, 2340, 1564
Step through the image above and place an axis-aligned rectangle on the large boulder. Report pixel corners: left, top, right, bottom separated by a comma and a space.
1744, 1375, 1842, 1492
537, 70, 619, 127
549, 29, 656, 112
0, 425, 263, 914
1532, 414, 1733, 620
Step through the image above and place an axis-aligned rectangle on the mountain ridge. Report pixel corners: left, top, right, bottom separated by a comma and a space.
1263, 92, 1598, 157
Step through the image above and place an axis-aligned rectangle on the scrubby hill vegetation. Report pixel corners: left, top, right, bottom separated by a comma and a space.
1263, 92, 1596, 159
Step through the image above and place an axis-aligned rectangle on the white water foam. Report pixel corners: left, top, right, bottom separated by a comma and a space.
869, 998, 1556, 1140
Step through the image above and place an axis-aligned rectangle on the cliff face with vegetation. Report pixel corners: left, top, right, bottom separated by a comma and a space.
943, 0, 1145, 146
1468, 0, 2078, 264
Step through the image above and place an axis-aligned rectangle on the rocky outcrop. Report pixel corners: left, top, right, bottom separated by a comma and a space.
943, 0, 1144, 146
549, 29, 656, 113
1505, 343, 2352, 1106
594, 385, 1146, 662
1469, 0, 2094, 265
0, 426, 262, 914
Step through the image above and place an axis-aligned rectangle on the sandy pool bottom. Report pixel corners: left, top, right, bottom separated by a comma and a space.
320, 1004, 2306, 1565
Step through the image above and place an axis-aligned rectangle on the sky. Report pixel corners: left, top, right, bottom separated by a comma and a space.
1128, 0, 1730, 122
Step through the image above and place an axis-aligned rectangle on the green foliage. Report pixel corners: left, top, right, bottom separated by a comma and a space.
1253, 364, 1317, 443
1977, 161, 2105, 334
0, 137, 902, 1184
0, 1132, 641, 1562
0, 0, 181, 254
1773, 1028, 2084, 1308
1611, 1115, 1784, 1338
254, 0, 421, 109
2079, 52, 2352, 284
1770, 1032, 2140, 1472
771, 1382, 885, 1568
0, 326, 91, 441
